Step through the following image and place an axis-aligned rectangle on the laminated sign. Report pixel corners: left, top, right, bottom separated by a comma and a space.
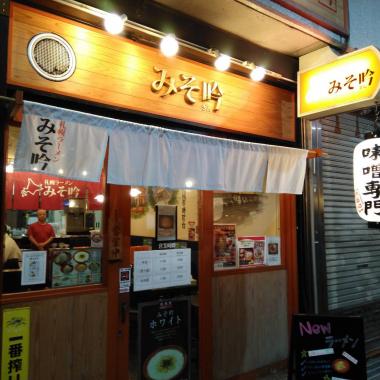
354, 138, 380, 221
1, 308, 30, 380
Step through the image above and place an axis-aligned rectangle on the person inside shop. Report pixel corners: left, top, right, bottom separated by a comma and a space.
27, 209, 55, 251
3, 225, 22, 268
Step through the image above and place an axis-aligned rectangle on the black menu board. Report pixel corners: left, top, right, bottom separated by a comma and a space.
290, 314, 367, 380
138, 297, 191, 380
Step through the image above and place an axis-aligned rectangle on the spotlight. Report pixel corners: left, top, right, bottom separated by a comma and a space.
250, 66, 266, 81
6, 163, 14, 173
214, 54, 231, 71
104, 13, 127, 35
130, 188, 142, 197
160, 34, 179, 57
94, 194, 105, 203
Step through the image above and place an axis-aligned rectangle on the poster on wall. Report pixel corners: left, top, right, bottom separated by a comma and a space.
1, 307, 30, 380
156, 205, 177, 241
237, 236, 265, 267
265, 236, 281, 266
21, 250, 47, 285
213, 224, 237, 270
138, 297, 191, 380
50, 248, 102, 288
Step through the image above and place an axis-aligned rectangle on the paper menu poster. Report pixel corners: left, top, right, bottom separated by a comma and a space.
237, 236, 265, 267
265, 236, 281, 266
213, 224, 237, 270
21, 250, 47, 285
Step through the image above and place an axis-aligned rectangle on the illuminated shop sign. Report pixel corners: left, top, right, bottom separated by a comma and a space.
354, 138, 380, 221
151, 66, 223, 111
298, 46, 380, 119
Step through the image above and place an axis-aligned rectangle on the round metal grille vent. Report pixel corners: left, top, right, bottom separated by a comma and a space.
27, 33, 76, 81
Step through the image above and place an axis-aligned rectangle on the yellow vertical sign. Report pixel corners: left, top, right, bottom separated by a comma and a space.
1, 308, 30, 380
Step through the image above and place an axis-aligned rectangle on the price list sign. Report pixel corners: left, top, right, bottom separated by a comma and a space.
134, 249, 191, 291
290, 314, 367, 380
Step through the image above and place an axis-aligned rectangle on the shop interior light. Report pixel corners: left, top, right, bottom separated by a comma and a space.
104, 13, 127, 35
130, 187, 142, 197
82, 170, 88, 176
160, 34, 179, 57
250, 66, 266, 81
69, 199, 76, 208
58, 168, 64, 174
94, 194, 105, 203
214, 54, 231, 72
185, 179, 194, 188
32, 167, 38, 171
6, 163, 14, 173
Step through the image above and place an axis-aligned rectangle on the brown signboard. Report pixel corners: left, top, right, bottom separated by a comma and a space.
273, 0, 349, 36
7, 3, 295, 141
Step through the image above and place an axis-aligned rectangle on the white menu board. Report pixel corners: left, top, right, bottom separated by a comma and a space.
21, 250, 47, 285
133, 249, 191, 291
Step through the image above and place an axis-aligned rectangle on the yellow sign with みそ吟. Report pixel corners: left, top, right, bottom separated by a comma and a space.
298, 46, 380, 119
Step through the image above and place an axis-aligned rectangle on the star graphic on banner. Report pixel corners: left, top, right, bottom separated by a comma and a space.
301, 350, 308, 358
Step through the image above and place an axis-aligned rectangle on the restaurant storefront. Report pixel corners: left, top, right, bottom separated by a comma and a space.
1, 2, 308, 379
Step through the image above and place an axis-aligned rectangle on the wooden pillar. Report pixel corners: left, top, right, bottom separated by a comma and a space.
104, 184, 131, 380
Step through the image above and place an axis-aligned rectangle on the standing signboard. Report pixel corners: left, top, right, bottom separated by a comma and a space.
138, 297, 191, 380
289, 314, 367, 379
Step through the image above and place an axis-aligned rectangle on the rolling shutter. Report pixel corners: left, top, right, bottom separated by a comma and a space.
314, 113, 380, 378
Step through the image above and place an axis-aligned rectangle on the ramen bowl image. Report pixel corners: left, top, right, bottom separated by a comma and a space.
332, 358, 350, 374
143, 346, 187, 380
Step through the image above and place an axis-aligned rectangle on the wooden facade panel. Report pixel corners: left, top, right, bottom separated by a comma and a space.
8, 3, 295, 141
212, 270, 288, 380
1, 292, 107, 380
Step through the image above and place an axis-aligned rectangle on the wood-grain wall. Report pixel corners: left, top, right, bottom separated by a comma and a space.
8, 3, 295, 141
212, 270, 288, 380
1, 292, 107, 380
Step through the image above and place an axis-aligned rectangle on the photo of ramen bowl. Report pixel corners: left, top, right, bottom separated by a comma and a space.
74, 251, 90, 263
143, 346, 187, 380
332, 358, 350, 374
75, 263, 88, 272
54, 251, 71, 265
60, 264, 74, 274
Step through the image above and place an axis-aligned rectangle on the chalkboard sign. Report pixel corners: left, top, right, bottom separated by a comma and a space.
289, 314, 367, 380
138, 297, 191, 380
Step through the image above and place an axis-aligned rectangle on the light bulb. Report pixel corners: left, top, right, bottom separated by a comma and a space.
250, 66, 266, 81
94, 194, 105, 203
58, 168, 64, 175
82, 170, 88, 176
104, 13, 126, 35
130, 188, 142, 197
214, 54, 231, 71
6, 164, 14, 173
160, 35, 179, 57
185, 180, 194, 188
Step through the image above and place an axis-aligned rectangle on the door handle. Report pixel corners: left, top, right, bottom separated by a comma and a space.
120, 302, 127, 324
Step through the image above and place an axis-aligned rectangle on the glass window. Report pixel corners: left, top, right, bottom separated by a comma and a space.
213, 192, 281, 271
3, 125, 105, 293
